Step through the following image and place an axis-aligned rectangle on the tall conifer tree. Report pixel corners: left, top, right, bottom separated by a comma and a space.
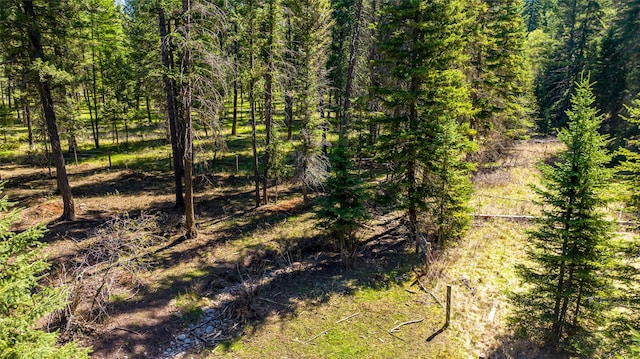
287, 0, 333, 201
467, 0, 533, 156
374, 0, 473, 247
517, 79, 614, 348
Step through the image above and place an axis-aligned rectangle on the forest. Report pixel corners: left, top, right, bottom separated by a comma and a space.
0, 0, 639, 357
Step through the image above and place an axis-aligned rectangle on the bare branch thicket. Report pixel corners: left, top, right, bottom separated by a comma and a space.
48, 212, 167, 336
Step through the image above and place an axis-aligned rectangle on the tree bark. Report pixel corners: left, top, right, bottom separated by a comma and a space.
367, 0, 379, 146
285, 15, 294, 141
84, 86, 98, 144
262, 0, 275, 204
146, 95, 152, 124
90, 13, 100, 149
232, 22, 239, 136
181, 0, 197, 238
341, 0, 364, 134
159, 5, 185, 209
23, 0, 75, 221
249, 0, 261, 208
25, 100, 33, 150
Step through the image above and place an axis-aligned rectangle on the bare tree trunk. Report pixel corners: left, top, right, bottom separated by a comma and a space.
146, 95, 152, 124
83, 87, 98, 143
263, 71, 273, 204
232, 21, 239, 136
25, 100, 33, 150
249, 0, 261, 208
262, 0, 275, 205
159, 5, 185, 209
285, 15, 294, 141
24, 0, 75, 221
90, 14, 100, 149
340, 0, 363, 134
6, 66, 13, 110
367, 0, 379, 146
182, 0, 197, 238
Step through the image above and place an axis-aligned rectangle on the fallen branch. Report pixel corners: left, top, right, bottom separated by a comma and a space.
258, 296, 290, 307
389, 318, 424, 333
377, 325, 405, 342
417, 280, 444, 308
299, 312, 362, 344
306, 327, 334, 343
113, 327, 141, 336
336, 312, 360, 324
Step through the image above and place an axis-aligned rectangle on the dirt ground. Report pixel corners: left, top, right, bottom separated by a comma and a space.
1, 160, 406, 359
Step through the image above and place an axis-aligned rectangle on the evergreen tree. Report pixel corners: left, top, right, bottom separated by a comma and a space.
259, 0, 284, 204
287, 0, 333, 201
316, 137, 369, 259
374, 0, 473, 247
523, 0, 557, 32
593, 0, 640, 136
467, 0, 534, 158
534, 0, 610, 130
0, 0, 77, 221
265, 128, 292, 202
516, 79, 614, 348
0, 185, 90, 358
616, 96, 640, 216
424, 120, 475, 243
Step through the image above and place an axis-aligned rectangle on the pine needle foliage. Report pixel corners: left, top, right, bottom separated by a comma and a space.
0, 185, 90, 359
287, 0, 333, 200
373, 0, 474, 247
516, 79, 614, 351
316, 138, 369, 259
616, 97, 640, 217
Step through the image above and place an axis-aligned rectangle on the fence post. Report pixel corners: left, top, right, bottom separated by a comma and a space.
445, 285, 452, 328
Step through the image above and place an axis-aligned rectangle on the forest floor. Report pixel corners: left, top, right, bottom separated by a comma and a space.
2, 129, 598, 358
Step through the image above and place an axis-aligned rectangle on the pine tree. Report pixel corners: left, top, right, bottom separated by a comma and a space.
593, 0, 640, 136
316, 137, 369, 260
0, 185, 90, 358
374, 0, 473, 247
516, 79, 614, 348
287, 0, 333, 201
467, 0, 534, 157
534, 0, 610, 130
616, 96, 640, 216
0, 0, 77, 220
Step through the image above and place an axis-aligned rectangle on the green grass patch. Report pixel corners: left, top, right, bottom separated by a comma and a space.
175, 290, 206, 324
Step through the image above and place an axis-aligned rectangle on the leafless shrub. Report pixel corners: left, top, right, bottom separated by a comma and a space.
49, 212, 166, 336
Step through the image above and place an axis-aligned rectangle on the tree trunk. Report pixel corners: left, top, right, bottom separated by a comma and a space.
285, 15, 294, 141
90, 16, 100, 149
249, 0, 261, 208
232, 22, 239, 136
552, 185, 577, 339
7, 71, 13, 110
83, 86, 98, 145
341, 0, 363, 134
262, 0, 275, 204
146, 95, 152, 124
367, 0, 379, 146
159, 5, 185, 209
263, 71, 272, 204
25, 100, 33, 150
24, 0, 75, 221
408, 17, 421, 250
182, 0, 197, 238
